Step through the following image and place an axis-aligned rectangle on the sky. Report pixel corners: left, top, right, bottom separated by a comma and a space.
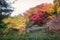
6, 0, 53, 16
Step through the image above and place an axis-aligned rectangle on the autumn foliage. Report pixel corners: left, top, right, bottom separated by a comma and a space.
2, 0, 60, 33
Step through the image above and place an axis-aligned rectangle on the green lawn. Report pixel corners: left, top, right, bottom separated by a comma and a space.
0, 31, 60, 40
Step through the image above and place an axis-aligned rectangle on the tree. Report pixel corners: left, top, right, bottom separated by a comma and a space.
54, 0, 60, 7
0, 0, 13, 33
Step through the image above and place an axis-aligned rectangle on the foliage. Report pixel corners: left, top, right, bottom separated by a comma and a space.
46, 15, 60, 33
1, 0, 60, 37
30, 11, 48, 26
2, 15, 28, 34
0, 0, 13, 35
0, 0, 13, 21
23, 0, 60, 33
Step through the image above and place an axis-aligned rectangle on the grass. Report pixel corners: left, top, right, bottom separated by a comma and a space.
0, 31, 60, 40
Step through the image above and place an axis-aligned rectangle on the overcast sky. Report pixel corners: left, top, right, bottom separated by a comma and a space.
7, 0, 53, 16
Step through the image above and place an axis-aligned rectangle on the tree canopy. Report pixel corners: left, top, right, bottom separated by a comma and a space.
0, 0, 13, 29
